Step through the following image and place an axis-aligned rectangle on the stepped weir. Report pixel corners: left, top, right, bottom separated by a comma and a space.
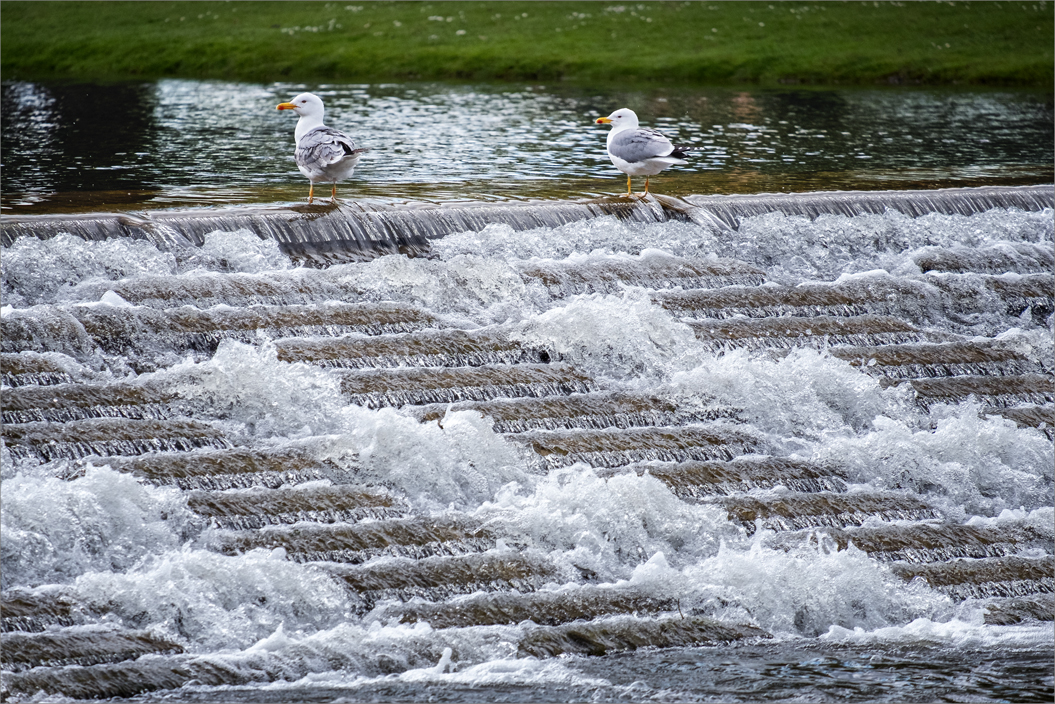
1, 185, 1052, 699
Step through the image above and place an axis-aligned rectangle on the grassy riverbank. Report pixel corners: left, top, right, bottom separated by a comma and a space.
2, 1, 1052, 86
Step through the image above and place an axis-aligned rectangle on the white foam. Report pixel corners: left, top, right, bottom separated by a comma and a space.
965, 506, 1055, 534
150, 339, 350, 441
681, 538, 952, 637
0, 229, 292, 309
0, 464, 193, 589
822, 617, 1054, 650
816, 404, 1054, 521
327, 252, 533, 323
1, 233, 178, 307
730, 208, 1053, 285
400, 654, 610, 688
476, 465, 734, 582
99, 290, 133, 307
512, 288, 703, 381
671, 347, 912, 442
433, 218, 718, 262
75, 547, 358, 652
147, 340, 529, 509
344, 407, 529, 510
179, 228, 294, 274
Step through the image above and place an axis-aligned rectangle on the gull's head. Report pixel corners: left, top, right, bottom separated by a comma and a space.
595, 108, 639, 129
277, 92, 325, 118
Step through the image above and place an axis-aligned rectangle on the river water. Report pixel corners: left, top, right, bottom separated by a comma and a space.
1, 81, 1053, 702
1, 80, 1052, 212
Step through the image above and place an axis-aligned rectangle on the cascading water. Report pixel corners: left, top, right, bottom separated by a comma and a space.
1, 187, 1053, 702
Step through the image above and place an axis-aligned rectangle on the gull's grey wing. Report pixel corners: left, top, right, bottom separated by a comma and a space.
295, 126, 365, 172
608, 128, 677, 163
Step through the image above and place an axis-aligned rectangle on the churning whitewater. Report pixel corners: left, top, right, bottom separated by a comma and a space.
1, 198, 1053, 701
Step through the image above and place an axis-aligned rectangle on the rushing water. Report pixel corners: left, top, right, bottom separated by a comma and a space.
1, 80, 1052, 212
1, 81, 1053, 703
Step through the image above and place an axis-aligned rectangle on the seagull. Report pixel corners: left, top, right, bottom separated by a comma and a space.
277, 93, 367, 204
595, 108, 691, 196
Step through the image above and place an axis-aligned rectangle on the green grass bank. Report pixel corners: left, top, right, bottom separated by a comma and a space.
2, 1, 1052, 86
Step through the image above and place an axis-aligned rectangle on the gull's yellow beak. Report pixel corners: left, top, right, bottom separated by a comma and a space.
277, 102, 297, 111
595, 117, 612, 124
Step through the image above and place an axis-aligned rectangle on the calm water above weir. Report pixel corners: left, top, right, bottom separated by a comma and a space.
1, 80, 1052, 213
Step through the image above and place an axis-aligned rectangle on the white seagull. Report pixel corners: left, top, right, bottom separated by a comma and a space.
595, 108, 691, 196
277, 92, 367, 204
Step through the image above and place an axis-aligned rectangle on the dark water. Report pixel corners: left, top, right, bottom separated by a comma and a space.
1, 80, 1052, 213
134, 640, 1055, 704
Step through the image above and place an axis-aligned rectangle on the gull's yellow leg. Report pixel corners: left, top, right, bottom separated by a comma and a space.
644, 176, 651, 194
626, 174, 632, 196
331, 183, 338, 203
308, 183, 315, 204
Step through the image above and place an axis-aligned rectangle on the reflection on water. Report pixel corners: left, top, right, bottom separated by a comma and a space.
1, 79, 1052, 213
